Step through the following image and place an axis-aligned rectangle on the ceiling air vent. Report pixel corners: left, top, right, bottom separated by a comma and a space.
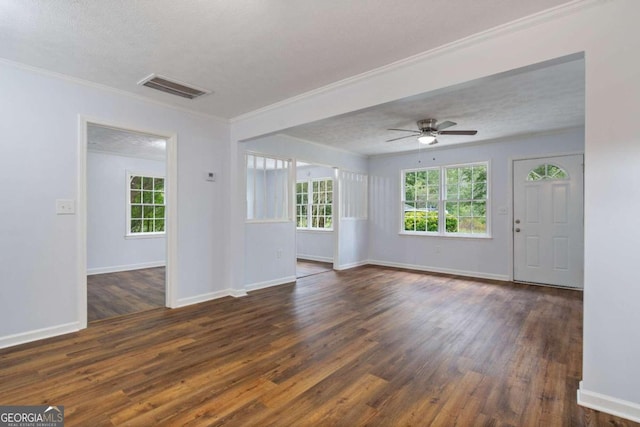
138, 74, 211, 99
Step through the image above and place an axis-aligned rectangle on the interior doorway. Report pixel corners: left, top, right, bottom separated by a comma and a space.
512, 154, 584, 288
295, 161, 336, 278
79, 118, 177, 327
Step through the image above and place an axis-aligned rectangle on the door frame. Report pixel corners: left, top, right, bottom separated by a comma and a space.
77, 116, 179, 329
292, 159, 339, 271
509, 151, 584, 285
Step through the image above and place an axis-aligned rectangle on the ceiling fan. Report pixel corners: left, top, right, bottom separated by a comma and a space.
386, 119, 477, 146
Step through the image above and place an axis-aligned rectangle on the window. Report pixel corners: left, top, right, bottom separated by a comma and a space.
296, 181, 309, 227
444, 164, 488, 235
128, 174, 165, 235
246, 153, 291, 221
526, 164, 568, 181
296, 178, 333, 230
402, 162, 489, 236
403, 169, 440, 232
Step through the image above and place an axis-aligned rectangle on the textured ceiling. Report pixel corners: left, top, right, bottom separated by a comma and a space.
280, 57, 585, 156
88, 124, 166, 162
0, 0, 574, 119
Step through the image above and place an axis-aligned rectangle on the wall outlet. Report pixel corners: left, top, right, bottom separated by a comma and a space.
435, 245, 441, 254
206, 172, 216, 182
56, 199, 75, 215
276, 248, 283, 259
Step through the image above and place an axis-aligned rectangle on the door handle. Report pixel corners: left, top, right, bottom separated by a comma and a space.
515, 228, 521, 232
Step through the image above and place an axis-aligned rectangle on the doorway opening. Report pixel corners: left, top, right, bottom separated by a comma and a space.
295, 161, 336, 278
78, 118, 177, 327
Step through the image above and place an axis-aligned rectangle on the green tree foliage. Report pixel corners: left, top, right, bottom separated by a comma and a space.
404, 211, 457, 232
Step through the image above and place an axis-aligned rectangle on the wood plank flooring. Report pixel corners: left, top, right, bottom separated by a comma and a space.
296, 259, 333, 278
1, 266, 637, 426
87, 267, 165, 322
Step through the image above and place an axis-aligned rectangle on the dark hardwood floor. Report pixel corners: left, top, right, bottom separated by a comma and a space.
1, 266, 637, 426
87, 267, 165, 322
296, 259, 333, 278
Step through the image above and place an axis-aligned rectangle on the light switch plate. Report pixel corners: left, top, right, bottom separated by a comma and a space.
56, 199, 75, 215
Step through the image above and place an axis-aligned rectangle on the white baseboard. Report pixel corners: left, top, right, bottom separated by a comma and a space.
246, 275, 297, 292
229, 289, 248, 298
367, 259, 510, 282
0, 322, 80, 350
297, 255, 333, 263
175, 289, 232, 308
334, 260, 368, 271
578, 383, 640, 423
87, 261, 165, 275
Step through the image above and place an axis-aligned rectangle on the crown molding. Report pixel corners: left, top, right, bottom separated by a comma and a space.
275, 133, 368, 159
0, 57, 230, 125
368, 126, 585, 160
230, 0, 601, 124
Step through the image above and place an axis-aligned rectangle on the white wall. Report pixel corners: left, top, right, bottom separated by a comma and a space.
296, 165, 334, 262
0, 60, 229, 347
336, 170, 369, 270
368, 129, 583, 279
230, 1, 640, 419
241, 134, 367, 288
87, 151, 166, 274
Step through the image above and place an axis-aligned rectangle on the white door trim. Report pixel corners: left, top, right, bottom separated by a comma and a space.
507, 151, 584, 282
77, 116, 179, 329
510, 152, 584, 288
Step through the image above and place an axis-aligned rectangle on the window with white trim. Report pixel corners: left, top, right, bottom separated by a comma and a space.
246, 153, 291, 221
296, 178, 333, 230
128, 173, 165, 235
402, 162, 489, 236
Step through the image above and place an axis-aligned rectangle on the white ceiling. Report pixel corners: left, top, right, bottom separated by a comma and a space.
279, 56, 585, 156
0, 0, 574, 119
87, 124, 166, 162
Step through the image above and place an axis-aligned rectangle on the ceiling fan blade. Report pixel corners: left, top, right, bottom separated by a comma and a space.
387, 128, 420, 133
438, 130, 478, 135
386, 134, 419, 142
436, 120, 456, 131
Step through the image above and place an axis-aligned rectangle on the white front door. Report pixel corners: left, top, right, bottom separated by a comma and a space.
513, 154, 584, 288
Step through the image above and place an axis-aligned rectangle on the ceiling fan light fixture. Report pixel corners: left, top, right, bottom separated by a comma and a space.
418, 134, 436, 144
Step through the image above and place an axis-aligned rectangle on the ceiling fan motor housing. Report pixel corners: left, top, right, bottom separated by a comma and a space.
417, 119, 438, 132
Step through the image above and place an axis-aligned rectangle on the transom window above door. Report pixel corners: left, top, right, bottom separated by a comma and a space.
526, 164, 569, 181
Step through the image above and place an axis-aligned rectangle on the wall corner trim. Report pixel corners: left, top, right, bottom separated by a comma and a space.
175, 290, 232, 308
229, 289, 248, 298
246, 276, 297, 292
578, 383, 640, 423
0, 322, 81, 350
334, 261, 369, 271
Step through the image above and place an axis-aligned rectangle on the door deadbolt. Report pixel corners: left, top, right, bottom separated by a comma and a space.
515, 228, 521, 232
515, 219, 521, 224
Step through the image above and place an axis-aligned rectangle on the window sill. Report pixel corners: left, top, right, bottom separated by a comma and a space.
297, 228, 334, 233
398, 231, 492, 240
125, 233, 166, 240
